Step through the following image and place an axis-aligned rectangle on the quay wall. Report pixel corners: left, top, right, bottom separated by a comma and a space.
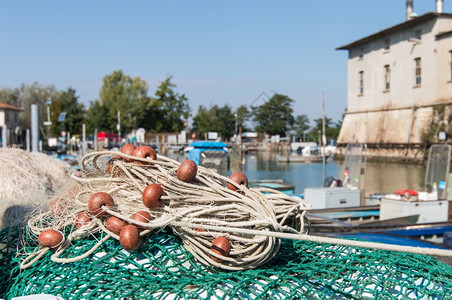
337, 103, 452, 161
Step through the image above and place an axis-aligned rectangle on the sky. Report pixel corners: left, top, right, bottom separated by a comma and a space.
0, 1, 445, 125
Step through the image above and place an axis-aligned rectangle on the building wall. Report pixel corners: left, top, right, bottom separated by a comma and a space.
0, 109, 21, 128
339, 106, 432, 144
435, 28, 452, 101
338, 14, 452, 154
346, 17, 452, 112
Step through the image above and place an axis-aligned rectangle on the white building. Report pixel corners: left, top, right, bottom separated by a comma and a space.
336, 1, 452, 159
0, 102, 23, 145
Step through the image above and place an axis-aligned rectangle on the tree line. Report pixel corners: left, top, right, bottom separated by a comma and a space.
0, 69, 341, 144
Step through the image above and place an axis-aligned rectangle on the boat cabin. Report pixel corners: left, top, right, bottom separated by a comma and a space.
189, 141, 228, 176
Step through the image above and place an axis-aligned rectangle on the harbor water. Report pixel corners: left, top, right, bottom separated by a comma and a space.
243, 152, 425, 196
167, 151, 426, 196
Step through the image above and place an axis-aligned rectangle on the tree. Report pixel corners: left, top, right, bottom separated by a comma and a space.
154, 77, 190, 133
0, 84, 86, 139
292, 114, 310, 141
86, 100, 110, 132
0, 87, 20, 106
192, 105, 211, 139
235, 105, 251, 132
214, 104, 235, 140
251, 93, 294, 136
327, 121, 341, 143
49, 88, 85, 136
192, 104, 236, 140
98, 69, 150, 134
15, 83, 57, 135
309, 117, 341, 143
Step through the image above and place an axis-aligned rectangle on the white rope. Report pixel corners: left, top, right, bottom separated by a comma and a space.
22, 150, 309, 270
169, 220, 452, 258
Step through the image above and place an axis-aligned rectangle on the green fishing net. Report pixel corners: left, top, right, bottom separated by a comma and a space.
1, 225, 451, 299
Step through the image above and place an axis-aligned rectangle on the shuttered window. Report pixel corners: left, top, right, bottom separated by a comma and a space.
359, 71, 364, 95
384, 65, 390, 91
415, 58, 421, 86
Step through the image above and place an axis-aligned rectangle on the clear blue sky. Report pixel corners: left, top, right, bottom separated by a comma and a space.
0, 1, 444, 124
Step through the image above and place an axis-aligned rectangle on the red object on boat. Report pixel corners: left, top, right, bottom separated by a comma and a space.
396, 189, 408, 195
408, 190, 418, 196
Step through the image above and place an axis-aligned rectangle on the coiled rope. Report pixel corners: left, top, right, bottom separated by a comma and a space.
22, 150, 310, 270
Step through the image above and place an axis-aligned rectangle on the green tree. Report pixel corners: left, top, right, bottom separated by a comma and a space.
327, 122, 341, 143
214, 104, 235, 140
292, 114, 310, 141
154, 77, 190, 133
192, 105, 211, 139
309, 117, 341, 143
251, 93, 294, 136
16, 83, 57, 135
192, 104, 236, 140
98, 69, 150, 134
235, 105, 251, 132
0, 87, 20, 106
0, 84, 86, 140
49, 88, 85, 136
86, 100, 110, 132
138, 96, 164, 132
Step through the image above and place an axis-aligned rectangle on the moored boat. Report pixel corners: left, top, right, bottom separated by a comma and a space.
305, 144, 452, 237
277, 153, 324, 163
249, 179, 296, 194
188, 141, 228, 176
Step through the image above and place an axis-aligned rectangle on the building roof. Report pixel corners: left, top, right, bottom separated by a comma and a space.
336, 12, 452, 50
0, 102, 23, 111
436, 30, 452, 38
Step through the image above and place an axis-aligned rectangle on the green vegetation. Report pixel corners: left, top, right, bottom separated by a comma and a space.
252, 94, 295, 136
192, 104, 236, 140
155, 77, 190, 133
0, 71, 342, 143
422, 104, 452, 146
50, 88, 85, 137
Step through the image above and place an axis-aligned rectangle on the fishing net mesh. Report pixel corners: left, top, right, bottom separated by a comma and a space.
1, 225, 451, 299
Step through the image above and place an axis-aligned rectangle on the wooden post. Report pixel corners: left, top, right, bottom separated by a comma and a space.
239, 125, 243, 171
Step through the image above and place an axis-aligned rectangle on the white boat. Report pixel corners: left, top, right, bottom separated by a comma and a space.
305, 144, 452, 251
277, 153, 324, 163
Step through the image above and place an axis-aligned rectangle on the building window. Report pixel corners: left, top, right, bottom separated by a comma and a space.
384, 39, 390, 51
359, 71, 364, 95
415, 58, 422, 86
359, 47, 364, 60
384, 65, 390, 91
450, 51, 452, 81
6, 112, 9, 123
414, 29, 422, 41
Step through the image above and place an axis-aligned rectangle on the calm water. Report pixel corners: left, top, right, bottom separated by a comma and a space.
166, 151, 426, 196
243, 152, 426, 196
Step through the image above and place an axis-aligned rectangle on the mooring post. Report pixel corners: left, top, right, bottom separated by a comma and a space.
2, 124, 7, 148
31, 104, 39, 152
26, 129, 30, 152
82, 124, 87, 156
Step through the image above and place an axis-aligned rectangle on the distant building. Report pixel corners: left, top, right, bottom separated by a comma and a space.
0, 102, 23, 145
336, 1, 452, 160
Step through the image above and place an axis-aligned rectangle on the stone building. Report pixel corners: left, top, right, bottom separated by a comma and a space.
336, 0, 452, 160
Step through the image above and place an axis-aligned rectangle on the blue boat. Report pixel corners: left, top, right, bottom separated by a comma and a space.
248, 179, 296, 194
334, 232, 448, 249
188, 141, 228, 176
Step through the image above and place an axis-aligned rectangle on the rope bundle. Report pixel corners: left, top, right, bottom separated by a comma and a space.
22, 149, 311, 270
